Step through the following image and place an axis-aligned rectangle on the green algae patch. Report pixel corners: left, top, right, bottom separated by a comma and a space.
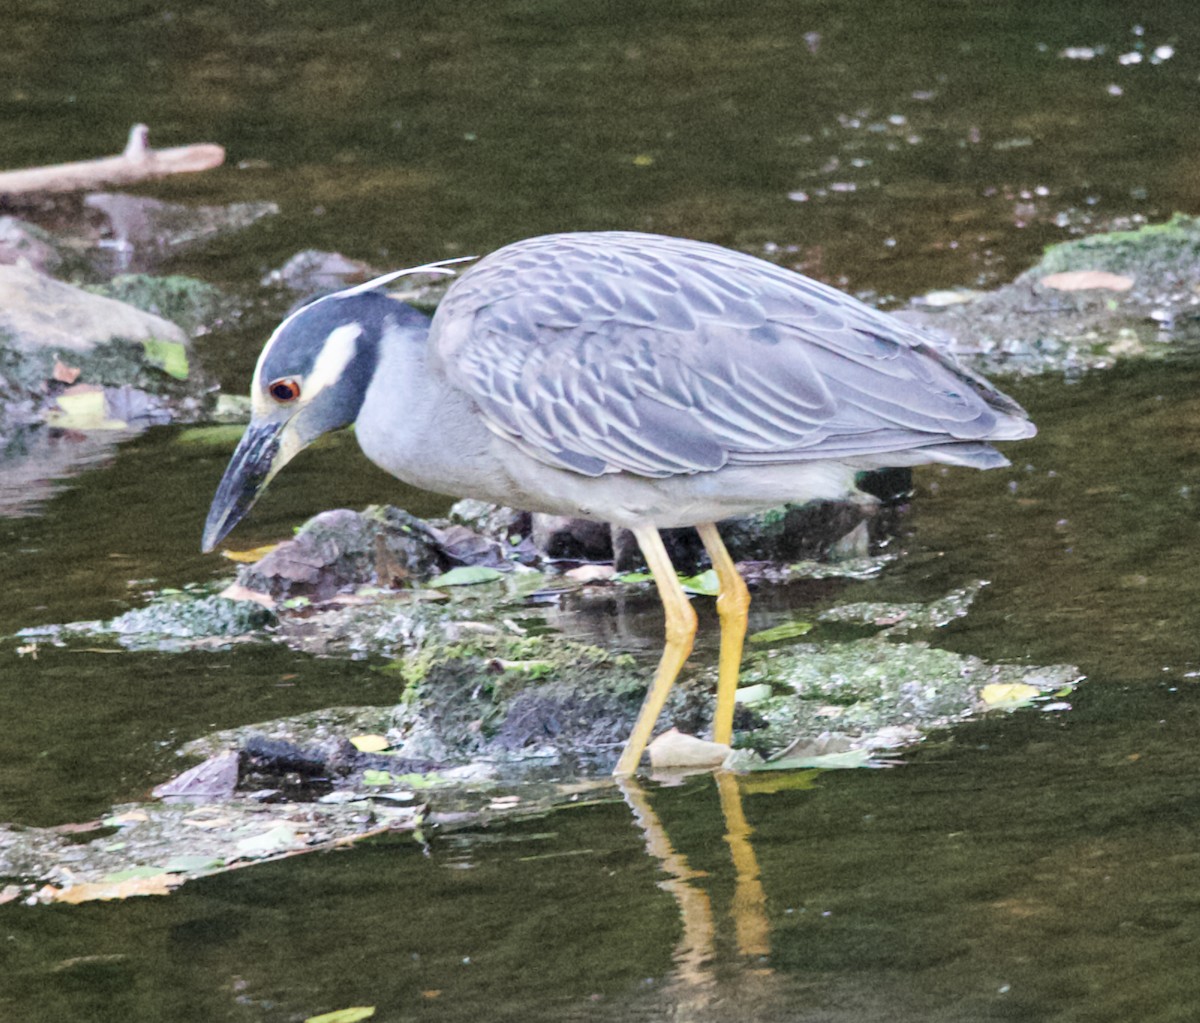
2, 574, 1082, 904
174, 423, 250, 446
381, 633, 649, 767
737, 638, 1080, 765
0, 796, 424, 906
17, 588, 276, 652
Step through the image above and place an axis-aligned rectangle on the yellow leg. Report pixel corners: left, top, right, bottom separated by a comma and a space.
696, 522, 750, 746
613, 524, 697, 775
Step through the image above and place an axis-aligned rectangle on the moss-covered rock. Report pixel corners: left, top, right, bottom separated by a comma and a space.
87, 274, 233, 335
735, 638, 1079, 761
0, 263, 219, 472
383, 634, 652, 768
1031, 213, 1200, 285
106, 594, 276, 648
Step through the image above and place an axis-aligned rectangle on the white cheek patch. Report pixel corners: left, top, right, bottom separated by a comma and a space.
251, 321, 363, 417
305, 322, 363, 397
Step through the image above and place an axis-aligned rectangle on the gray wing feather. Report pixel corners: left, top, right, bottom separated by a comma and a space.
430, 232, 1033, 478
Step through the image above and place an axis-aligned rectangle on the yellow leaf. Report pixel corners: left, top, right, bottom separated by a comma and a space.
47, 387, 127, 430
221, 544, 280, 563
140, 338, 190, 380
304, 1008, 376, 1023
980, 682, 1041, 710
350, 734, 391, 753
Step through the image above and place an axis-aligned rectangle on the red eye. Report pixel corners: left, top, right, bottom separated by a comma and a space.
268, 378, 301, 403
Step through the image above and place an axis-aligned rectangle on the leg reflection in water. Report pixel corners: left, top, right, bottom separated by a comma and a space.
714, 771, 770, 959
618, 771, 773, 1008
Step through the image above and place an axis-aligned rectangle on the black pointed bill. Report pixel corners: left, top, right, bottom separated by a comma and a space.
201, 419, 285, 552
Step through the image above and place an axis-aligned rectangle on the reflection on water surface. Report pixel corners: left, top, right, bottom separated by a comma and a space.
3, 0, 1200, 1019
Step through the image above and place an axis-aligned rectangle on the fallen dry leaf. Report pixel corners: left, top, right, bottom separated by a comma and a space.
182, 815, 235, 829
48, 820, 107, 835
106, 810, 149, 824
153, 750, 240, 801
1040, 270, 1134, 292
53, 874, 182, 903
218, 582, 276, 608
53, 358, 82, 384
647, 728, 731, 769
564, 564, 617, 583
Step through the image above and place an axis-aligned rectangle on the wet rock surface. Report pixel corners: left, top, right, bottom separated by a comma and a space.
473, 488, 904, 576
0, 262, 188, 352
237, 506, 448, 602
901, 213, 1200, 377
261, 249, 382, 294
0, 216, 64, 274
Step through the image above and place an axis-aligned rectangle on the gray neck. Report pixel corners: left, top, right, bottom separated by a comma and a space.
355, 315, 502, 500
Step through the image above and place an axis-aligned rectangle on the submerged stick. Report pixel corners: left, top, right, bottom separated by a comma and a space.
0, 124, 225, 196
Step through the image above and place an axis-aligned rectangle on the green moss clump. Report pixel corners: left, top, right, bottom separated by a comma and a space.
87, 275, 231, 334
1036, 213, 1200, 279
384, 633, 651, 764
72, 338, 194, 394
737, 638, 1079, 758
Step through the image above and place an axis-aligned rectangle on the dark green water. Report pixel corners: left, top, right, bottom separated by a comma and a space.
4, 1, 1200, 1020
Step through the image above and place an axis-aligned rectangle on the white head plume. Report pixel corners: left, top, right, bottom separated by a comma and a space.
335, 255, 478, 298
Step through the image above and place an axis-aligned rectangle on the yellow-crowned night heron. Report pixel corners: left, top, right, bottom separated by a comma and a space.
203, 231, 1035, 774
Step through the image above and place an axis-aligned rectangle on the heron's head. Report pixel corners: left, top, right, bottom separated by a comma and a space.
201, 291, 431, 552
